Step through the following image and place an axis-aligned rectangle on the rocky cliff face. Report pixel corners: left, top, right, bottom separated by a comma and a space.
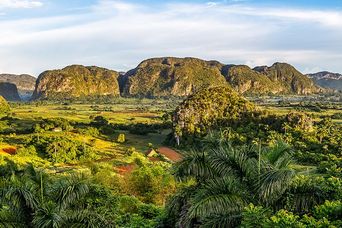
222, 65, 284, 94
0, 74, 36, 100
0, 82, 21, 101
254, 63, 321, 94
31, 59, 322, 100
122, 58, 320, 97
308, 71, 342, 91
122, 57, 228, 97
32, 65, 120, 100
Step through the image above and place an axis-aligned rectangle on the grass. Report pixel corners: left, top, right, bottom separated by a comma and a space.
12, 102, 173, 124
1, 99, 175, 173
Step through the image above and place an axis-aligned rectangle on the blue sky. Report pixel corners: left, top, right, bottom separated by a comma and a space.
0, 0, 342, 76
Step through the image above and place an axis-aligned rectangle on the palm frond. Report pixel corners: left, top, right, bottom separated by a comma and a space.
186, 176, 247, 226
32, 202, 64, 228
265, 141, 293, 168
285, 179, 323, 213
258, 168, 295, 205
174, 149, 213, 181
0, 208, 26, 228
64, 209, 113, 228
54, 174, 89, 209
208, 143, 258, 181
201, 213, 242, 228
3, 180, 38, 210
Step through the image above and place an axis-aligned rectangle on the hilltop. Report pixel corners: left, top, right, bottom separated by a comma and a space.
222, 64, 281, 94
121, 57, 227, 97
32, 65, 120, 100
173, 86, 255, 138
253, 63, 320, 94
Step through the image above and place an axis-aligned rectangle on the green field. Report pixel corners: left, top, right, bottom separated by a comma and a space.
2, 99, 179, 169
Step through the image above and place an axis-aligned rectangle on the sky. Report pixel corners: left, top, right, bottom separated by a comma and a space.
0, 0, 342, 76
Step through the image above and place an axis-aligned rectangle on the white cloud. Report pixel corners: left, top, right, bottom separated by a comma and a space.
207, 2, 219, 7
0, 0, 43, 9
0, 0, 341, 75
223, 6, 342, 28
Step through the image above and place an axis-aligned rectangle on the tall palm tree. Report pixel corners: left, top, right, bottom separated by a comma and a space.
0, 165, 110, 228
167, 140, 319, 227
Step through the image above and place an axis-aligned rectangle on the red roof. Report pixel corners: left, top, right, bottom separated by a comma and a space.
157, 147, 182, 162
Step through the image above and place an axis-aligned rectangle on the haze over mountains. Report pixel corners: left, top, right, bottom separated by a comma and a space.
0, 82, 21, 101
0, 57, 341, 101
308, 72, 342, 91
0, 74, 36, 100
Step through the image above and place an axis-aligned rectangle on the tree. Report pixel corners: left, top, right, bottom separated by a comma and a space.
0, 96, 10, 115
316, 118, 334, 143
117, 133, 126, 143
125, 154, 176, 205
164, 140, 320, 227
0, 165, 109, 227
91, 116, 109, 126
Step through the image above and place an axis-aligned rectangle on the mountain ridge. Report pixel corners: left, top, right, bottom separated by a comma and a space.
29, 58, 324, 100
121, 58, 320, 97
308, 71, 342, 91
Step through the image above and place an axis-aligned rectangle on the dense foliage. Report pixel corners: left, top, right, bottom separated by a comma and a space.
0, 93, 340, 227
122, 57, 228, 98
32, 65, 120, 100
173, 86, 255, 140
161, 140, 342, 227
25, 135, 98, 163
168, 87, 341, 227
0, 163, 169, 227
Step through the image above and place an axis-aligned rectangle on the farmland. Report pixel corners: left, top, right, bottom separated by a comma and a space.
0, 94, 341, 227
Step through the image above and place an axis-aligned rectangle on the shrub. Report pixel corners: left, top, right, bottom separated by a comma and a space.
0, 96, 10, 114
313, 200, 342, 221
16, 145, 37, 156
126, 147, 136, 156
91, 116, 109, 126
331, 113, 342, 119
117, 133, 126, 143
77, 127, 100, 137
27, 135, 98, 163
241, 204, 271, 228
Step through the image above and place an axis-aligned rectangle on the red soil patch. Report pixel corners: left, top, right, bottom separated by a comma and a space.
116, 163, 135, 175
1, 147, 17, 155
157, 147, 182, 162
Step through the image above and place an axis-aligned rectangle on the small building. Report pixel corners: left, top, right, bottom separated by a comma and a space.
145, 148, 158, 157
